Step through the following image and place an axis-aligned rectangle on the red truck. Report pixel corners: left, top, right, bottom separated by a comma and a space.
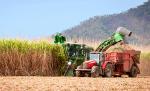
75, 50, 141, 77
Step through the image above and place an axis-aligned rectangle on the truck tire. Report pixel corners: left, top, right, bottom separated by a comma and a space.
76, 66, 82, 77
104, 63, 113, 77
91, 66, 99, 78
129, 65, 138, 77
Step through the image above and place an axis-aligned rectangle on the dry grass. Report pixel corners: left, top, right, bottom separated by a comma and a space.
0, 40, 67, 76
0, 77, 150, 91
140, 53, 150, 76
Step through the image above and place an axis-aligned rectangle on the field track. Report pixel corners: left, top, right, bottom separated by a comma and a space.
0, 76, 150, 91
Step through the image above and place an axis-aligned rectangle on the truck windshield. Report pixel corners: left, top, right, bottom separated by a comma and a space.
90, 53, 99, 63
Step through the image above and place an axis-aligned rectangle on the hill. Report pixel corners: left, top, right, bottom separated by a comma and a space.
62, 0, 150, 45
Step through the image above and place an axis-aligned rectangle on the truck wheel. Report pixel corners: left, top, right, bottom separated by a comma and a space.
129, 65, 138, 77
76, 66, 82, 77
104, 63, 113, 77
91, 66, 99, 77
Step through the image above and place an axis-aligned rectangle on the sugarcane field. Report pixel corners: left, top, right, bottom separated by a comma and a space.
1, 0, 150, 91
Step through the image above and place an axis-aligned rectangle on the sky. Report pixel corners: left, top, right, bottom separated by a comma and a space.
0, 0, 147, 39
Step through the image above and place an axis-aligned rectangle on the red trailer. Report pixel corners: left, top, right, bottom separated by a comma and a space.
75, 50, 141, 77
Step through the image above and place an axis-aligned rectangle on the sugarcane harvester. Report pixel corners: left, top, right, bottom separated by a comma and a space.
76, 27, 141, 77
54, 33, 93, 76
64, 43, 93, 76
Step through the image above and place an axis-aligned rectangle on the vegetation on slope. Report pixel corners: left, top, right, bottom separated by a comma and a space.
63, 0, 150, 45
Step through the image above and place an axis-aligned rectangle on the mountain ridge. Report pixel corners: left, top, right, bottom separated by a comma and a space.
62, 0, 150, 45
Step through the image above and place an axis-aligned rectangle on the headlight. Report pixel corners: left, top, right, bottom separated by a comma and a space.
68, 61, 72, 65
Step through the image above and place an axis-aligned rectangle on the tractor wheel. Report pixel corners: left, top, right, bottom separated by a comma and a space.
104, 63, 113, 77
76, 66, 82, 77
129, 65, 138, 77
91, 66, 99, 78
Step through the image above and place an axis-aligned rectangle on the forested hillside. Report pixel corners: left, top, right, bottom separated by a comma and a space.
62, 0, 150, 45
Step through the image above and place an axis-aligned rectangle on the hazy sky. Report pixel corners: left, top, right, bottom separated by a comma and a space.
0, 0, 147, 39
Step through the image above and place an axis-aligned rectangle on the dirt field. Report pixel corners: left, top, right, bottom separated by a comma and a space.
0, 76, 149, 91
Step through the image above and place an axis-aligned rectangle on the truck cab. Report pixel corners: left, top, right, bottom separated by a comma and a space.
75, 52, 104, 77
89, 52, 103, 64
85, 52, 103, 69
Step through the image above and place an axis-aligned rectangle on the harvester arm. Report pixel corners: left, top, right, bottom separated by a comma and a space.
95, 32, 125, 52
95, 38, 116, 52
